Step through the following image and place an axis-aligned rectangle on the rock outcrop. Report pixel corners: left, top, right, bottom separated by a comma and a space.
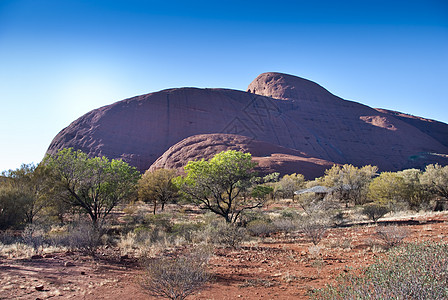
149, 134, 335, 179
46, 72, 448, 178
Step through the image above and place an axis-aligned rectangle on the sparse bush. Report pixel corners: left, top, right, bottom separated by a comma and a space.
141, 247, 212, 300
272, 217, 297, 233
246, 219, 277, 237
299, 214, 331, 245
21, 224, 46, 253
279, 208, 299, 219
207, 222, 247, 248
64, 222, 104, 255
238, 210, 266, 227
171, 222, 204, 243
375, 225, 410, 250
311, 242, 448, 300
362, 203, 390, 223
145, 213, 174, 233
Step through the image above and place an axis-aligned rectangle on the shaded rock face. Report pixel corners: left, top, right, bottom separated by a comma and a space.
149, 134, 335, 179
47, 72, 448, 178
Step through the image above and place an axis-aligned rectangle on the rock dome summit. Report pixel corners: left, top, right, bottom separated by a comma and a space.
46, 72, 448, 178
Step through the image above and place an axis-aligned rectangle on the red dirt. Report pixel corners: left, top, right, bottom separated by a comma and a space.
1, 212, 447, 300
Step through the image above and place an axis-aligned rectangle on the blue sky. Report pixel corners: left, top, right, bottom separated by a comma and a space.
1, 0, 447, 172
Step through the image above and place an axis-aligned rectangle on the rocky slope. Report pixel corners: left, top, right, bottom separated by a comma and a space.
149, 133, 335, 179
46, 72, 448, 178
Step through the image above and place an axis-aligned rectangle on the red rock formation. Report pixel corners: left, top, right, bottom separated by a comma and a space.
46, 72, 448, 178
149, 133, 335, 179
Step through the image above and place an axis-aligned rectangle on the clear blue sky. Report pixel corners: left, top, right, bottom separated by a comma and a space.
1, 0, 447, 172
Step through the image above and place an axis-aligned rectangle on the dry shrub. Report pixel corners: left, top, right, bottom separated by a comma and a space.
272, 217, 297, 233
140, 247, 212, 300
240, 278, 277, 288
209, 222, 247, 248
311, 242, 448, 299
300, 214, 331, 245
246, 219, 277, 237
375, 225, 410, 250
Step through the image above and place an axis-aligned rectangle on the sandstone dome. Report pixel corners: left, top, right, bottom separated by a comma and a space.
46, 72, 448, 178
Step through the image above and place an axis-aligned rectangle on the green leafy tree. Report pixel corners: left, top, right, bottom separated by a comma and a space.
138, 168, 179, 214
321, 164, 378, 206
420, 164, 448, 209
175, 150, 259, 223
0, 184, 28, 229
275, 173, 306, 201
0, 163, 49, 228
44, 148, 141, 226
368, 172, 407, 207
397, 169, 430, 210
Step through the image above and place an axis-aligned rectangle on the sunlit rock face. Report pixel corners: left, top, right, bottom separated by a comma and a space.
148, 133, 335, 179
47, 72, 448, 178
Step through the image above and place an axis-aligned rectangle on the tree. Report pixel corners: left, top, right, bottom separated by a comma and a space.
275, 173, 306, 201
321, 164, 378, 206
420, 164, 448, 210
44, 148, 140, 226
0, 184, 28, 229
397, 169, 430, 210
368, 172, 407, 207
175, 150, 259, 223
138, 168, 179, 214
0, 163, 48, 227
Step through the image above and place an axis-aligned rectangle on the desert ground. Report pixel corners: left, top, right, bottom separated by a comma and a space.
1, 206, 447, 300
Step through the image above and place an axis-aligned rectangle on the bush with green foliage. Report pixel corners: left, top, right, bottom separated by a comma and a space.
421, 163, 448, 210
311, 242, 448, 300
275, 173, 306, 200
362, 203, 390, 223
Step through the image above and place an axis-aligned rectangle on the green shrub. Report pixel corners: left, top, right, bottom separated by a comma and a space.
311, 242, 448, 300
362, 203, 390, 223
144, 213, 174, 233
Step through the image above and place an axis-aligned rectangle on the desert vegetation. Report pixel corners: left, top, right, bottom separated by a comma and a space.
1, 149, 448, 299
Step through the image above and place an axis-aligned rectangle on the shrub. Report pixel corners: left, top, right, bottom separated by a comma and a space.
62, 222, 104, 255
311, 242, 448, 300
375, 225, 410, 250
272, 217, 297, 233
193, 219, 248, 248
362, 203, 390, 223
171, 222, 204, 243
21, 224, 46, 252
246, 219, 277, 237
209, 222, 247, 248
141, 247, 211, 300
299, 214, 331, 245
